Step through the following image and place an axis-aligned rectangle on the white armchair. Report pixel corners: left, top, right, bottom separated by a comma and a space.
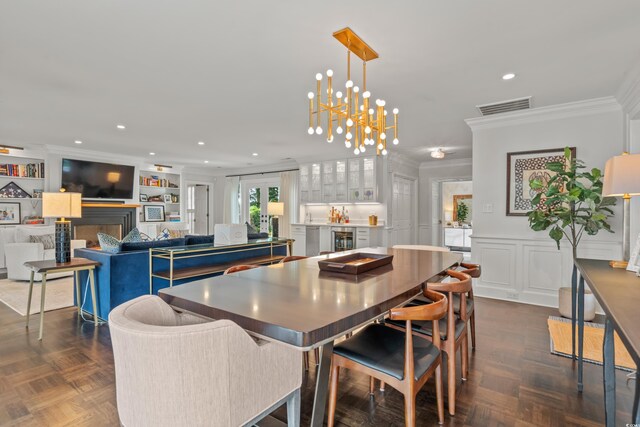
109, 295, 302, 427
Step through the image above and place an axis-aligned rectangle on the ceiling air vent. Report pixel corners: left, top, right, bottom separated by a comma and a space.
476, 96, 532, 116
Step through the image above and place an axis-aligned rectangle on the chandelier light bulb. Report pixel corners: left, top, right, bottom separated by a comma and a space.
361, 145, 366, 152
345, 140, 352, 148
363, 91, 371, 98
379, 100, 386, 107
354, 147, 360, 155
326, 69, 333, 77
382, 149, 388, 156
346, 80, 353, 88
336, 91, 343, 98
315, 126, 323, 135
393, 108, 399, 114
344, 97, 348, 103
336, 126, 343, 134
346, 118, 354, 127
360, 105, 364, 111
346, 131, 353, 140
327, 135, 334, 143
369, 108, 374, 115
377, 143, 384, 150
316, 73, 322, 81
365, 126, 371, 134
353, 86, 359, 93
384, 110, 388, 116
308, 127, 314, 135
380, 132, 386, 140
375, 99, 381, 106
307, 92, 314, 99
393, 138, 399, 145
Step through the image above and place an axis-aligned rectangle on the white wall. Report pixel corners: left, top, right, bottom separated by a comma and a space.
467, 97, 624, 307
417, 159, 473, 245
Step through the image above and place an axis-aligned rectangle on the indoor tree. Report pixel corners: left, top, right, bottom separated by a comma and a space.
456, 201, 469, 223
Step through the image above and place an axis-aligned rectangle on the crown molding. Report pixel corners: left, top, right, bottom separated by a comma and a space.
389, 151, 420, 170
617, 55, 640, 119
465, 97, 621, 131
419, 157, 472, 169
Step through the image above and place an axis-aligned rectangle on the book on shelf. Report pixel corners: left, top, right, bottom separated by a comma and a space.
139, 175, 178, 188
0, 163, 45, 178
166, 212, 181, 222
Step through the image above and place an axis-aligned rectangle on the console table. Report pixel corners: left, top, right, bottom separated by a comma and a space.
574, 258, 640, 427
149, 238, 293, 292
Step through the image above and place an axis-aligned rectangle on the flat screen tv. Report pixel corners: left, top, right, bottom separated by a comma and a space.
61, 158, 135, 199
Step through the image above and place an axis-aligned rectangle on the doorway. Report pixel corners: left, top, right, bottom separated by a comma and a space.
241, 178, 280, 234
186, 183, 211, 235
439, 180, 473, 250
392, 175, 416, 245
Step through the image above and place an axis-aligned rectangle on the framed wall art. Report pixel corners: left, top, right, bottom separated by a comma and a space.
0, 202, 21, 224
506, 147, 576, 216
143, 205, 165, 222
0, 181, 31, 199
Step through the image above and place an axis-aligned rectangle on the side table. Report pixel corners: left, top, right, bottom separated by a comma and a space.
24, 258, 101, 340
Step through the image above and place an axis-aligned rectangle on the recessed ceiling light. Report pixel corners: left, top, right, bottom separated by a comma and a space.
74, 140, 82, 144
502, 73, 516, 80
431, 148, 445, 159
252, 153, 258, 156
149, 152, 156, 156
117, 124, 126, 130
198, 141, 205, 146
204, 160, 210, 164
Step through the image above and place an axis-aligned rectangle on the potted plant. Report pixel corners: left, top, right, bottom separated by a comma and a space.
527, 147, 615, 358
456, 200, 469, 224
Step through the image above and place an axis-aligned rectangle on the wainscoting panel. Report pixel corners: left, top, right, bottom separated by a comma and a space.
471, 236, 621, 307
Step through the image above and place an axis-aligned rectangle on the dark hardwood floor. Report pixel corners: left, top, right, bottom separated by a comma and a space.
0, 296, 634, 426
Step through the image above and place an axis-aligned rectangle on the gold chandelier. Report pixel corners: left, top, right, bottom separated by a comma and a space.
307, 28, 399, 156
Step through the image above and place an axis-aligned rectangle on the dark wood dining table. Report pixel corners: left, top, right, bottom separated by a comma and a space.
159, 247, 463, 426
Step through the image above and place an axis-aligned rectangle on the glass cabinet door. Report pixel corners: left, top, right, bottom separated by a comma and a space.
362, 157, 376, 201
348, 158, 361, 202
310, 163, 321, 202
299, 164, 310, 203
322, 161, 335, 202
335, 160, 347, 202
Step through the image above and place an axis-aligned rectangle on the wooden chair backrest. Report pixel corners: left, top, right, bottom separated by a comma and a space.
389, 290, 448, 322
427, 269, 472, 294
223, 264, 259, 275
279, 255, 309, 264
459, 262, 481, 278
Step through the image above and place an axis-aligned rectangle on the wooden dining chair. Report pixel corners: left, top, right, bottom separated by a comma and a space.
385, 269, 472, 416
453, 262, 481, 349
327, 290, 448, 426
223, 264, 259, 275
278, 255, 320, 370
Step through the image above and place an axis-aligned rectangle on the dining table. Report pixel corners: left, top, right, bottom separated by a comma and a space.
158, 246, 464, 426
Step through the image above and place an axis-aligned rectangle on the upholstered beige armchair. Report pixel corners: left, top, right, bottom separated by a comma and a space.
109, 295, 302, 427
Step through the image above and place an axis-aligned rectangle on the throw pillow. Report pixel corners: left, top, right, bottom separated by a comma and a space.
122, 227, 142, 243
97, 232, 122, 253
167, 228, 188, 239
155, 228, 171, 240
29, 234, 56, 250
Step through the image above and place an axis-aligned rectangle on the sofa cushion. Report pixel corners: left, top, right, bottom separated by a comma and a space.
29, 234, 56, 250
248, 232, 269, 240
15, 225, 55, 243
120, 238, 186, 252
185, 235, 214, 245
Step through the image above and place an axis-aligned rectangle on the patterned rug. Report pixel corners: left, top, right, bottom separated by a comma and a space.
548, 316, 636, 372
0, 276, 74, 316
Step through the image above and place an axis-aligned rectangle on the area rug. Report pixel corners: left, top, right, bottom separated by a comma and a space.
0, 276, 74, 316
547, 316, 636, 372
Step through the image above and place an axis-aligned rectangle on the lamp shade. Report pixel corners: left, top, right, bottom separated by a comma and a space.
42, 192, 82, 218
267, 202, 284, 216
602, 153, 640, 197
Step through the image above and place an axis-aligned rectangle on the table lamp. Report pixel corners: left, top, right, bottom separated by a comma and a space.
42, 191, 82, 263
602, 152, 640, 268
267, 202, 284, 237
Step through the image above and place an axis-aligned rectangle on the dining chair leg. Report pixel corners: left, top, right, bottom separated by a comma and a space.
369, 376, 375, 395
404, 392, 416, 427
286, 389, 301, 427
435, 364, 445, 425
304, 352, 310, 371
447, 350, 456, 416
461, 334, 468, 381
380, 381, 385, 391
314, 348, 320, 366
470, 312, 476, 350
327, 365, 340, 427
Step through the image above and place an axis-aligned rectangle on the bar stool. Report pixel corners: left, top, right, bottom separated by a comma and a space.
279, 255, 320, 370
223, 264, 259, 275
327, 290, 448, 426
386, 269, 472, 416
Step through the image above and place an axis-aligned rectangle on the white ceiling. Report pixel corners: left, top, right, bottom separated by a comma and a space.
1, 1, 640, 170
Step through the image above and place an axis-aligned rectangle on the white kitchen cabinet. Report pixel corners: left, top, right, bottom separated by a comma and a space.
335, 160, 348, 202
444, 228, 472, 249
291, 225, 306, 256
322, 161, 335, 202
299, 164, 310, 203
301, 156, 379, 204
348, 156, 377, 202
355, 227, 380, 249
319, 226, 332, 252
310, 163, 322, 202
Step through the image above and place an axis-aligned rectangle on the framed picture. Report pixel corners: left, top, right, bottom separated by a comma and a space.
143, 205, 165, 222
506, 147, 576, 216
0, 181, 31, 199
0, 202, 21, 224
453, 194, 472, 223
32, 189, 43, 198
163, 194, 173, 203
627, 233, 640, 273
140, 194, 148, 202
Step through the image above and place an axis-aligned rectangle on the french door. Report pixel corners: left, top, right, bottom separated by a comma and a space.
241, 178, 280, 234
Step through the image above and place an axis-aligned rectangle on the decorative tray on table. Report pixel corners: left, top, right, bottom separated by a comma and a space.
317, 252, 393, 275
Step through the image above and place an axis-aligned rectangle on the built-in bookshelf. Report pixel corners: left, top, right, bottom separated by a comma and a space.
0, 154, 46, 225
138, 169, 182, 223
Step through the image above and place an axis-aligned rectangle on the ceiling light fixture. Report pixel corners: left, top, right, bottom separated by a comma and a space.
198, 141, 205, 145
149, 152, 155, 156
431, 148, 445, 159
252, 153, 258, 156
502, 73, 516, 80
307, 27, 399, 156
74, 140, 83, 144
204, 160, 209, 164
117, 124, 126, 130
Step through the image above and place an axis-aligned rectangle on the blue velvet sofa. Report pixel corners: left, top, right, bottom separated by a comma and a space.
74, 233, 288, 321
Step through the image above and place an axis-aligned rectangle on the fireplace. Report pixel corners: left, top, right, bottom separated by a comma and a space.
71, 204, 138, 248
